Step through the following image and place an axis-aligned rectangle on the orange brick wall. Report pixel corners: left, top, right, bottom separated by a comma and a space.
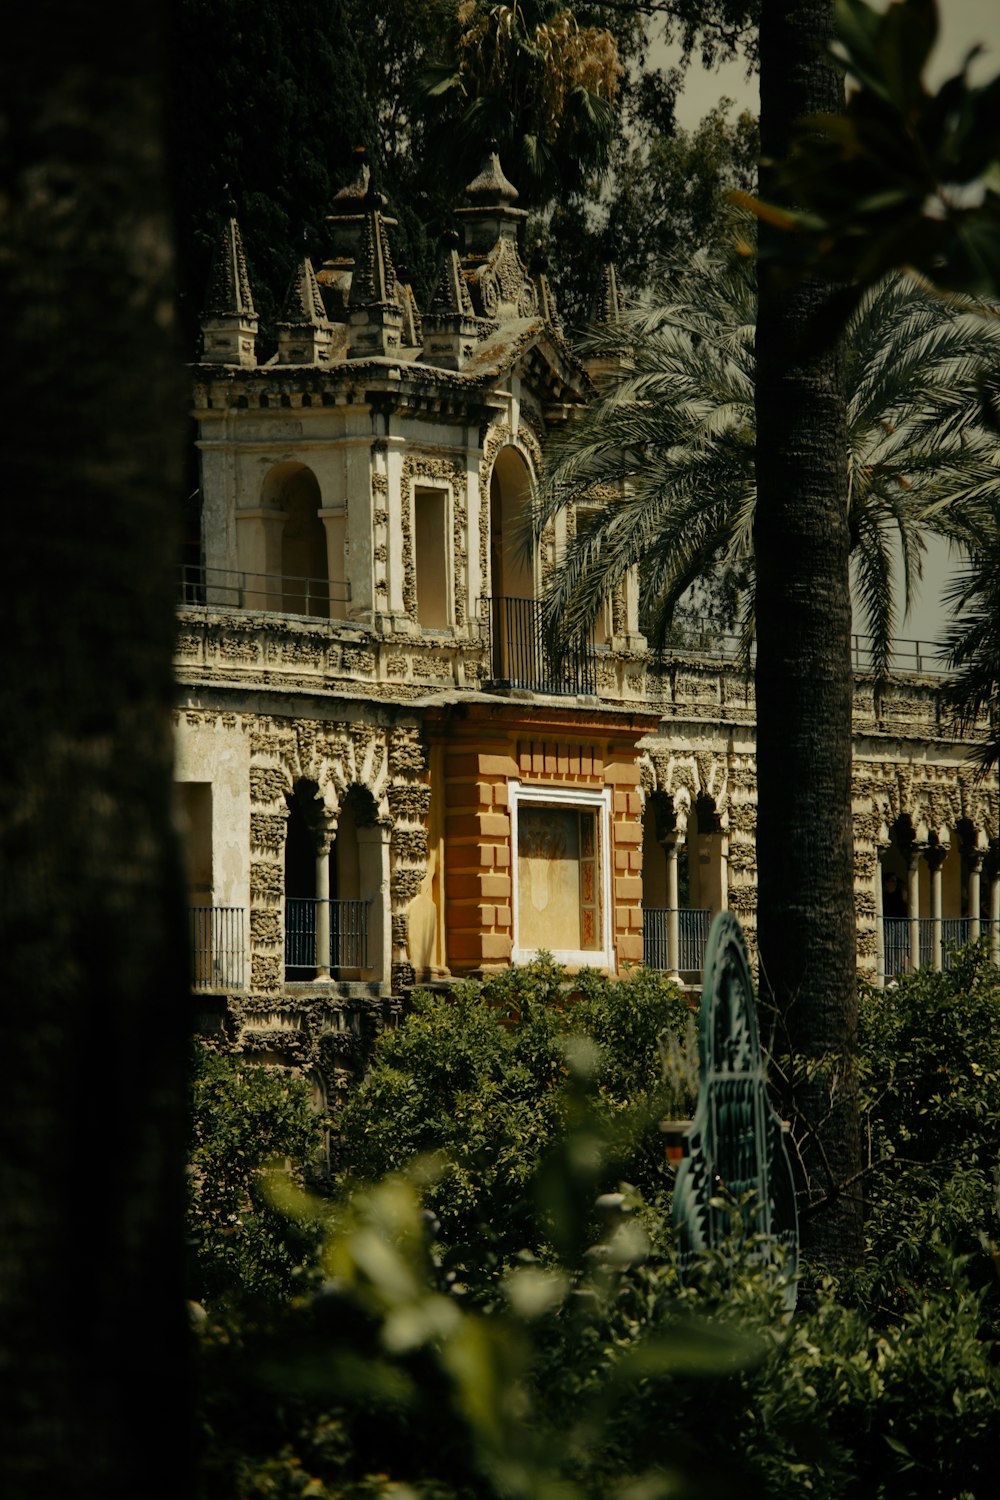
432, 713, 651, 975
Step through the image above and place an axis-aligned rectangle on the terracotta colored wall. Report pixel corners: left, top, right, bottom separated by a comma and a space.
435, 712, 648, 974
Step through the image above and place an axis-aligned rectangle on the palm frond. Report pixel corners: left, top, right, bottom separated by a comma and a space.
538, 256, 1000, 686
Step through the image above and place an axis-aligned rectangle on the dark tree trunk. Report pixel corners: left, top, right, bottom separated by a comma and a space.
754, 0, 863, 1268
0, 4, 193, 1493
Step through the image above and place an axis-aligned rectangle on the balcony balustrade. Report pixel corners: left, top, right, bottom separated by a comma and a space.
285, 897, 370, 976
882, 917, 1000, 978
643, 907, 713, 974
188, 905, 245, 991
482, 595, 596, 696
178, 562, 350, 617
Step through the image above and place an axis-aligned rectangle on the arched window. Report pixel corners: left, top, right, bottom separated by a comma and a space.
276, 467, 329, 616
283, 780, 387, 985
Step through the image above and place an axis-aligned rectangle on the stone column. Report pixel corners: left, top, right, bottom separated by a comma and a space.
314, 829, 334, 982
665, 837, 681, 978
318, 502, 348, 620
991, 864, 1000, 966
907, 848, 922, 972
874, 862, 885, 989
968, 851, 984, 943
926, 844, 947, 971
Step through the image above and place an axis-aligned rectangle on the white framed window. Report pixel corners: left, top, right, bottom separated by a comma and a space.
510, 780, 613, 967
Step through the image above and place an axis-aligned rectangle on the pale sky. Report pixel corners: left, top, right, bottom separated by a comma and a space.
656, 1, 1000, 647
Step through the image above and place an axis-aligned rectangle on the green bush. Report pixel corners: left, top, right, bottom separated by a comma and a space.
192, 952, 1000, 1498
188, 1045, 325, 1309
334, 960, 692, 1277
854, 945, 1000, 1315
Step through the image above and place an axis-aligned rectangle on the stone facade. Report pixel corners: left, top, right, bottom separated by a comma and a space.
177, 154, 1000, 1096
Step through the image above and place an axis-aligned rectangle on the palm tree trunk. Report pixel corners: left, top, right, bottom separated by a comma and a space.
755, 0, 863, 1268
0, 5, 192, 1492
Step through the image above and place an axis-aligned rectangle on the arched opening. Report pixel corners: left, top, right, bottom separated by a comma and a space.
881, 814, 962, 973
641, 791, 722, 976
334, 785, 386, 982
488, 446, 538, 686
490, 446, 535, 602
284, 779, 324, 979
276, 466, 329, 616
283, 780, 386, 984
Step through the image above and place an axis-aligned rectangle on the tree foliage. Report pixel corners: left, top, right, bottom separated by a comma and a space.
170, 1, 764, 343
943, 498, 1000, 772
738, 0, 1000, 330
535, 254, 1000, 677
187, 1047, 324, 1309
336, 961, 692, 1277
192, 952, 1000, 1499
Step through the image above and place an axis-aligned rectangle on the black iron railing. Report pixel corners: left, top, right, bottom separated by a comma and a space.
882, 916, 999, 976
482, 595, 596, 695
178, 563, 350, 617
643, 907, 712, 973
285, 897, 370, 974
189, 905, 245, 991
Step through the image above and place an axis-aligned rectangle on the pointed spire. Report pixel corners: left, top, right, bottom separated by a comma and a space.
347, 184, 403, 359
280, 255, 327, 324
276, 255, 337, 365
394, 259, 423, 347
585, 262, 631, 382
430, 230, 474, 318
423, 228, 480, 370
591, 261, 623, 324
200, 214, 258, 366
530, 243, 562, 333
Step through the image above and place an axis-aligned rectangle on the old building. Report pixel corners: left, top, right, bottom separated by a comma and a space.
176, 153, 1000, 1094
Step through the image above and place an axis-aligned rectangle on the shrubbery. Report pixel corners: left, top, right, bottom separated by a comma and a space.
189, 952, 1000, 1498
336, 961, 692, 1279
187, 1044, 323, 1309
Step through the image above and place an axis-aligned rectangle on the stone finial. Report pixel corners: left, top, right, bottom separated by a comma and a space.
276, 256, 337, 365
324, 147, 399, 267
347, 184, 404, 359
329, 149, 371, 214
200, 216, 258, 367
422, 228, 479, 370
455, 148, 528, 256
464, 149, 519, 203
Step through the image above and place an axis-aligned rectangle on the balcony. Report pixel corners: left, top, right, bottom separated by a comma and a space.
285, 897, 370, 977
482, 595, 596, 696
189, 905, 245, 991
882, 917, 1000, 978
643, 907, 712, 975
178, 562, 350, 618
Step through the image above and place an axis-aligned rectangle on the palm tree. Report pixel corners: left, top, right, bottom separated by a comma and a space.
534, 254, 1000, 685
944, 497, 1000, 771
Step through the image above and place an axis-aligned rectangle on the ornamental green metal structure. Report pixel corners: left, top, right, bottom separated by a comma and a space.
671, 912, 799, 1299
